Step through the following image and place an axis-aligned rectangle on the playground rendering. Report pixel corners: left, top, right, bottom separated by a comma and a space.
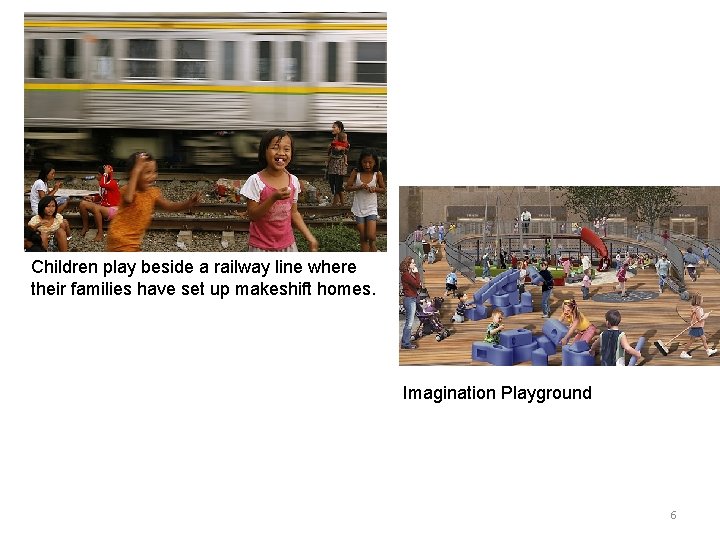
399, 186, 720, 366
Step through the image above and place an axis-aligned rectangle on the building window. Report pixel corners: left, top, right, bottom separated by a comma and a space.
355, 42, 386, 84
174, 40, 207, 79
127, 39, 158, 78
222, 41, 235, 80
326, 42, 338, 82
670, 218, 697, 236
32, 39, 49, 78
257, 41, 272, 81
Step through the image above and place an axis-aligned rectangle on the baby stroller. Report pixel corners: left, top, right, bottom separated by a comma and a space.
412, 295, 451, 342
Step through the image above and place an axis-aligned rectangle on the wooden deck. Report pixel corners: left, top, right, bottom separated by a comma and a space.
400, 243, 720, 366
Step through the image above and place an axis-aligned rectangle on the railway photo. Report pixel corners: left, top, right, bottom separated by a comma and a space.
23, 12, 387, 252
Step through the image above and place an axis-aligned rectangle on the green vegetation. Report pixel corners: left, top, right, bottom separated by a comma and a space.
294, 224, 386, 252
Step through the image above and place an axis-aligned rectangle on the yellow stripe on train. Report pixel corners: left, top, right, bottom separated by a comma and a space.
24, 83, 387, 95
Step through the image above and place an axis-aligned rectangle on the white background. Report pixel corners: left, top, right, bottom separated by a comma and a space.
4, 2, 720, 539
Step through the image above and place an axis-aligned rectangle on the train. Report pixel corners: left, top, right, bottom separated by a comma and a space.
24, 12, 387, 171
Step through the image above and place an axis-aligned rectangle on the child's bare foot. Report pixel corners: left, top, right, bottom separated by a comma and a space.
80, 228, 88, 237
92, 234, 104, 242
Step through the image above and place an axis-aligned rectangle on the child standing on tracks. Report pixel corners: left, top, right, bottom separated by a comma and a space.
345, 147, 385, 252
679, 293, 718, 359
589, 309, 643, 366
240, 129, 318, 252
326, 120, 349, 207
106, 152, 201, 252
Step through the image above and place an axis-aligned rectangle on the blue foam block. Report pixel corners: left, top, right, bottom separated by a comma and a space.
520, 291, 533, 307
491, 293, 510, 307
562, 346, 596, 366
473, 284, 490, 305
499, 327, 533, 348
534, 334, 557, 355
628, 336, 646, 366
512, 304, 523, 315
531, 348, 549, 366
464, 305, 487, 321
542, 318, 569, 347
493, 305, 515, 317
512, 341, 538, 364
472, 341, 514, 366
505, 289, 519, 305
528, 265, 544, 285
567, 340, 590, 353
519, 304, 533, 314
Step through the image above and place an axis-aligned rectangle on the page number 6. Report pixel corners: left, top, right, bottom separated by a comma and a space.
670, 511, 677, 519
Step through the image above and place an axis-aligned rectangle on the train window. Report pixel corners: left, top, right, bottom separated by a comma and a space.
282, 41, 303, 82
31, 39, 49, 78
355, 42, 387, 84
222, 41, 235, 80
92, 39, 114, 80
127, 39, 158, 78
257, 41, 273, 81
61, 39, 80, 79
325, 42, 338, 82
174, 40, 207, 79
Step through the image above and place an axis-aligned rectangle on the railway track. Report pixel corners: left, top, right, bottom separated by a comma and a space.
23, 203, 387, 233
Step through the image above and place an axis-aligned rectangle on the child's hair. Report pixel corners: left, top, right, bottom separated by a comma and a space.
333, 120, 345, 132
38, 162, 55, 182
357, 147, 380, 171
490, 308, 503, 318
24, 225, 42, 245
37, 195, 57, 217
458, 292, 467, 300
584, 269, 590, 275
258, 129, 294, 169
126, 151, 155, 172
399, 256, 414, 273
450, 267, 455, 272
97, 164, 106, 174
605, 309, 621, 327
562, 298, 579, 316
690, 292, 703, 306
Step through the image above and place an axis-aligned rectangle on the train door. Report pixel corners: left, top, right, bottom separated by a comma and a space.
249, 34, 309, 127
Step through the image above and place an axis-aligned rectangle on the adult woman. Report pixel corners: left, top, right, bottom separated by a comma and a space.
400, 256, 422, 350
326, 120, 349, 206
27, 195, 69, 251
558, 298, 596, 345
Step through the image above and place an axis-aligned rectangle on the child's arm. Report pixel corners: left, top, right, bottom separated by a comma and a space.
561, 319, 579, 345
123, 155, 147, 204
370, 172, 386, 194
345, 169, 359, 191
290, 203, 319, 252
619, 334, 642, 362
156, 192, 201, 212
489, 324, 505, 335
589, 335, 600, 355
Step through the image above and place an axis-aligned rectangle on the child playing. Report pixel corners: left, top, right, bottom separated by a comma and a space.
484, 309, 505, 344
656, 253, 671, 294
581, 269, 592, 300
590, 309, 643, 366
106, 152, 201, 252
679, 292, 717, 358
452, 292, 476, 323
558, 298, 597, 345
445, 268, 458, 297
28, 196, 69, 251
240, 129, 318, 252
79, 164, 120, 241
345, 148, 385, 252
615, 262, 629, 297
702, 243, 711, 266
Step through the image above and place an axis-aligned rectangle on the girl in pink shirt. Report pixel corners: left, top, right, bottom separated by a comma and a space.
240, 129, 318, 252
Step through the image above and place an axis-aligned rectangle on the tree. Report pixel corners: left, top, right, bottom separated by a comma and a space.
622, 186, 682, 233
550, 187, 623, 222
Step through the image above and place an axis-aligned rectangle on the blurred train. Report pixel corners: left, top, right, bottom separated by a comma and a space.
24, 12, 387, 170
